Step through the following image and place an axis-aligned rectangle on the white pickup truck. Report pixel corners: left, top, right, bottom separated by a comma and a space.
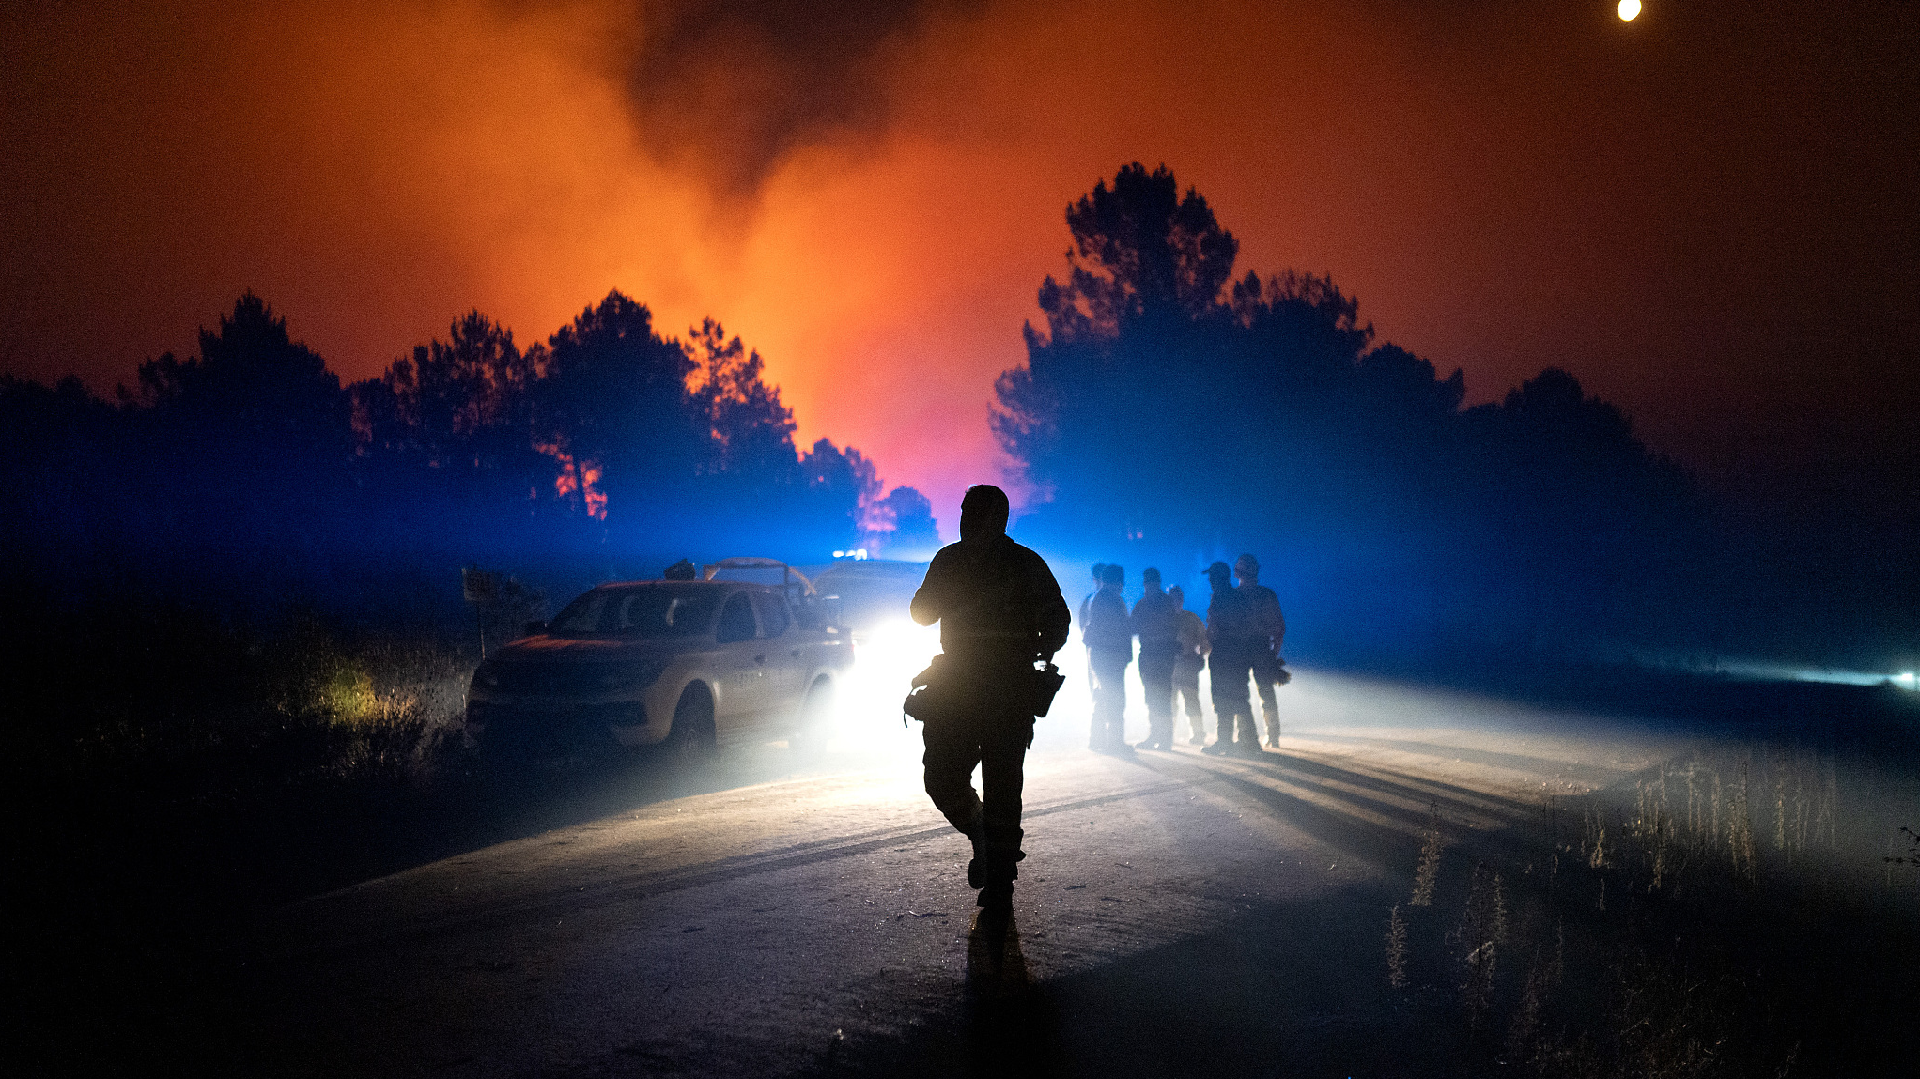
466, 559, 853, 760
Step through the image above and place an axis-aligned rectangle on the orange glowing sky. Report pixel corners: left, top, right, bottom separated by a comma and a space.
5, 0, 1915, 532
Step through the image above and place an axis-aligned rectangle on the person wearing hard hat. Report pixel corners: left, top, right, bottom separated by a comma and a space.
1234, 553, 1289, 749
1203, 561, 1262, 756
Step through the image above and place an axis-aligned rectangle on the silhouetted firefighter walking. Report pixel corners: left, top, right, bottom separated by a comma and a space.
907, 485, 1070, 927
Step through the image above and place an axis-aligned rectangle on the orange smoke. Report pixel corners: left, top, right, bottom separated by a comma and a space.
5, 0, 1914, 531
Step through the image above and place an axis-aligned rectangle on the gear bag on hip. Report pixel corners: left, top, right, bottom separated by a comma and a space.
904, 654, 1066, 722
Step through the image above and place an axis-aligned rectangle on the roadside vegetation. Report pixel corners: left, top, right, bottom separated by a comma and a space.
18, 599, 471, 790
7, 594, 480, 1072
1381, 742, 1920, 1075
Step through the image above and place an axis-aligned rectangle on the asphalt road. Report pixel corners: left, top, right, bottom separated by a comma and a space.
239, 648, 1692, 1078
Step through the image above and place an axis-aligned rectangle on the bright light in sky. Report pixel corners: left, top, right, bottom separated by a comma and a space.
1619, 0, 1642, 21
1896, 672, 1917, 691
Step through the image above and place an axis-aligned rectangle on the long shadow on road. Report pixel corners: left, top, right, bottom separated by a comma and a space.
806, 736, 1920, 1079
787, 745, 1523, 1079
284, 739, 871, 903
810, 884, 1429, 1078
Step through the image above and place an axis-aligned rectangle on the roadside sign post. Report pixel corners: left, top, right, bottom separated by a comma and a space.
462, 567, 499, 657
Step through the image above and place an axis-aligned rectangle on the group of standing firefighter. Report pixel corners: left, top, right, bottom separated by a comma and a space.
905, 488, 1288, 932
1080, 554, 1288, 757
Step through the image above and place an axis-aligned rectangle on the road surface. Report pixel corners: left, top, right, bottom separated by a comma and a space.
244, 647, 1685, 1077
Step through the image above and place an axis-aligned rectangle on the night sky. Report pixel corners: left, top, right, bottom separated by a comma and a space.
4, 0, 1914, 528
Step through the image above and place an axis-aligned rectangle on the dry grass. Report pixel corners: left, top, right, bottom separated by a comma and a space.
11, 603, 493, 1076
1385, 904, 1409, 991
1410, 801, 1444, 906
266, 629, 474, 781
1381, 741, 1920, 1075
1451, 863, 1508, 1027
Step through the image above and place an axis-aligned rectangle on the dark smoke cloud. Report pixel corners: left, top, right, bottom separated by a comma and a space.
3, 0, 1915, 536
624, 0, 984, 193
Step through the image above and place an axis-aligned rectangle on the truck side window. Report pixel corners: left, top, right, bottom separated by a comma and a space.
754, 592, 790, 638
716, 592, 757, 644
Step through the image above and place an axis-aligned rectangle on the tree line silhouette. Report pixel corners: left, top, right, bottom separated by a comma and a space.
1, 290, 935, 619
996, 163, 1713, 662
1, 162, 1902, 668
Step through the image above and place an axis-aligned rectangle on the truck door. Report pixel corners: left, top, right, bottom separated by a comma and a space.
752, 590, 807, 716
712, 590, 767, 726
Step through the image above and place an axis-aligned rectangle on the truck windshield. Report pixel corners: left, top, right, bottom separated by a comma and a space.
550, 584, 721, 639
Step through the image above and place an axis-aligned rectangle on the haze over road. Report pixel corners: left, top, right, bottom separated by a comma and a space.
245, 659, 1682, 1077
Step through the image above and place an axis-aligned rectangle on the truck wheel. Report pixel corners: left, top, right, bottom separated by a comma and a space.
664, 684, 716, 765
790, 676, 834, 756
